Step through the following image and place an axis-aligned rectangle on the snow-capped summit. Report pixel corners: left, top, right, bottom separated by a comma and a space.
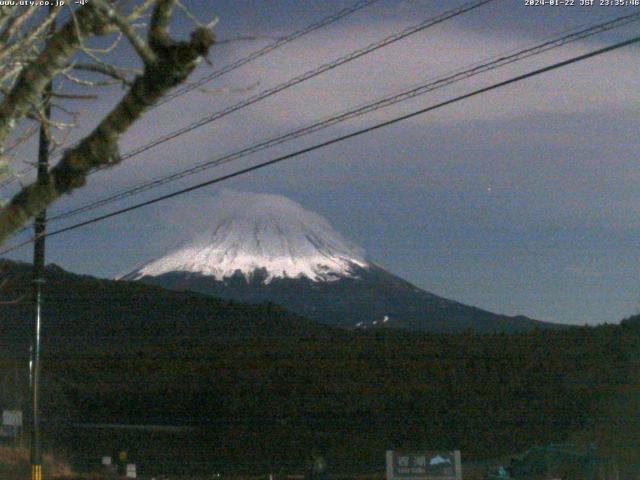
121, 190, 556, 334
123, 190, 368, 283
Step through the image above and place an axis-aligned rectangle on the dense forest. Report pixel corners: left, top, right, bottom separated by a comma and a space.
1, 260, 639, 475
39, 325, 640, 471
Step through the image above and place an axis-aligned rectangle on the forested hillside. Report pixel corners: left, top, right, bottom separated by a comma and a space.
1, 259, 638, 474
30, 323, 640, 474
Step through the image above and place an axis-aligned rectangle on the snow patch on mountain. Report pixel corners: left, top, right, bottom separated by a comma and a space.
124, 190, 369, 283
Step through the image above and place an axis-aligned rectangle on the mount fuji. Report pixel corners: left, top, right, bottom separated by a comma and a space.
120, 191, 559, 333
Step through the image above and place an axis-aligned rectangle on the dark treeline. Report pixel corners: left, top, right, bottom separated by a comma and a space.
1, 259, 639, 474
19, 323, 640, 474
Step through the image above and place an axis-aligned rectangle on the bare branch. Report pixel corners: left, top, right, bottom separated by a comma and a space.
0, 5, 117, 150
60, 69, 107, 87
0, 6, 38, 46
0, 5, 215, 244
73, 62, 136, 86
0, 1, 159, 152
174, 0, 218, 30
0, 8, 58, 64
92, 0, 156, 64
126, 0, 157, 21
149, 0, 175, 49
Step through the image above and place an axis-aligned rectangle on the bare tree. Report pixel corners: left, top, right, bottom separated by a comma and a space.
0, 1, 215, 246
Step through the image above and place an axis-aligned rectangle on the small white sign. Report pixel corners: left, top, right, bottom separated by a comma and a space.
386, 451, 462, 480
126, 463, 137, 478
101, 456, 112, 466
2, 410, 22, 427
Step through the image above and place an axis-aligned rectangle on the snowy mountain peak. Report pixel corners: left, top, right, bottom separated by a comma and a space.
123, 191, 369, 283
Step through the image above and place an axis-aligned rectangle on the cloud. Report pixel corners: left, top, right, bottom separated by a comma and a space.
25, 7, 636, 206
174, 17, 640, 131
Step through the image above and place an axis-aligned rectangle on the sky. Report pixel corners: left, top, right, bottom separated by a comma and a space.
1, 0, 640, 326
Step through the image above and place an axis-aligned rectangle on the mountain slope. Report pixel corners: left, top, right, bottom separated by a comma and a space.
132, 263, 556, 333
122, 191, 561, 333
0, 259, 337, 355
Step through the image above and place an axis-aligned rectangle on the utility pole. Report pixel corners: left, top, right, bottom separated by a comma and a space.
31, 8, 55, 480
30, 90, 50, 480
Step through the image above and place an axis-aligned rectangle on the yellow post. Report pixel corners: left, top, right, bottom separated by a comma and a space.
31, 464, 42, 480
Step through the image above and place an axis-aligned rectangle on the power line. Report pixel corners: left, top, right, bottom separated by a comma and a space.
39, 0, 495, 183
1, 33, 637, 256
39, 11, 640, 225
157, 0, 384, 107
112, 0, 496, 163
0, 0, 383, 190
1, 0, 493, 193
